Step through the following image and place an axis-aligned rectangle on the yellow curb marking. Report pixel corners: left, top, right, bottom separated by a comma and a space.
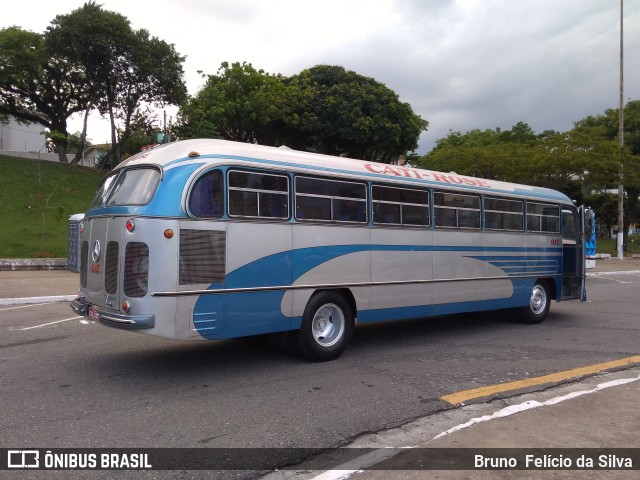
441, 355, 640, 405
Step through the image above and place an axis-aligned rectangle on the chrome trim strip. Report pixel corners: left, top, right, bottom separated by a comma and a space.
70, 299, 155, 329
100, 315, 136, 325
152, 274, 559, 297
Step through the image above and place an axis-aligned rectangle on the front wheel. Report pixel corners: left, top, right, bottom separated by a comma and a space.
519, 281, 550, 324
293, 291, 354, 362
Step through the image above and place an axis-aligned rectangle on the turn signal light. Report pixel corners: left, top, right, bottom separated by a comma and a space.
121, 301, 130, 313
164, 229, 174, 239
125, 219, 135, 232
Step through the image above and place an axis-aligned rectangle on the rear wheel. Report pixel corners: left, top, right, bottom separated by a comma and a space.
294, 291, 354, 362
519, 281, 550, 324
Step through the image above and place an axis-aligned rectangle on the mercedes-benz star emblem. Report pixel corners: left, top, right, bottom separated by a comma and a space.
92, 240, 101, 262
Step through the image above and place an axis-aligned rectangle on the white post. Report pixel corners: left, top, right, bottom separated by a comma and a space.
617, 0, 624, 260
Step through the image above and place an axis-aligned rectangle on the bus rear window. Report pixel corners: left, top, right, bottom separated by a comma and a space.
90, 172, 118, 209
105, 168, 161, 207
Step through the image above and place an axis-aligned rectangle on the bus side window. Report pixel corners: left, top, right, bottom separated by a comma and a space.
527, 202, 560, 233
189, 170, 223, 218
295, 176, 367, 223
434, 191, 480, 229
228, 170, 289, 219
484, 197, 524, 232
372, 185, 429, 226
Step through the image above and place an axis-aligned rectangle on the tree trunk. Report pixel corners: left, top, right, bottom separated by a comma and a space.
71, 104, 92, 165
56, 142, 68, 163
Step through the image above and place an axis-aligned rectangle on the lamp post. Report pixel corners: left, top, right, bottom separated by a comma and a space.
616, 0, 624, 260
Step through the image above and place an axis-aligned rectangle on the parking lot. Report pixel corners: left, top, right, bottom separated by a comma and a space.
1, 260, 640, 478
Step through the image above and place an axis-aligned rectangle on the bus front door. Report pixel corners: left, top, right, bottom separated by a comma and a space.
561, 206, 587, 301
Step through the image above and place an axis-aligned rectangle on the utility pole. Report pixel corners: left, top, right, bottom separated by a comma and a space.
617, 0, 624, 260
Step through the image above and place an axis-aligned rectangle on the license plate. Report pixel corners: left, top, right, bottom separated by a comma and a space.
88, 307, 100, 320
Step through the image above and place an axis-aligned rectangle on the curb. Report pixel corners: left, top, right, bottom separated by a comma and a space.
0, 258, 69, 271
586, 270, 640, 276
0, 295, 76, 306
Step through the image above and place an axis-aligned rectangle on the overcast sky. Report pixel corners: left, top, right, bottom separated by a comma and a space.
2, 0, 639, 153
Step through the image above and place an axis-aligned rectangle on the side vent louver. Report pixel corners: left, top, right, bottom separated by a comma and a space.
179, 230, 226, 285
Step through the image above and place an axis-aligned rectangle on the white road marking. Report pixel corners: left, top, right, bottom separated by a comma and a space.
17, 316, 82, 331
587, 270, 640, 277
589, 276, 630, 284
0, 302, 57, 311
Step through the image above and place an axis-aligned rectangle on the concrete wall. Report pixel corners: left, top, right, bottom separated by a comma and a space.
0, 150, 75, 162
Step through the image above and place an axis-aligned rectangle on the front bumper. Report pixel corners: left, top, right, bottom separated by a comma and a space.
71, 298, 155, 330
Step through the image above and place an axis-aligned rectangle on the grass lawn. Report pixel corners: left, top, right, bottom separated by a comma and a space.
0, 155, 104, 258
596, 236, 640, 256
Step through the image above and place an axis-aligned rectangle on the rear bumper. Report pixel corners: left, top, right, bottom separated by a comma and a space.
71, 298, 155, 330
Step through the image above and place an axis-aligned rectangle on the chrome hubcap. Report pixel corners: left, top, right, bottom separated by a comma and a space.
530, 285, 547, 315
311, 303, 345, 347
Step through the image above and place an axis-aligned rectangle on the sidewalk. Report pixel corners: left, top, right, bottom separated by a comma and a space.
586, 256, 640, 272
329, 368, 640, 479
0, 268, 79, 304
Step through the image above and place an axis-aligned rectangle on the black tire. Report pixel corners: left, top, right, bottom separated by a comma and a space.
518, 281, 550, 324
293, 291, 354, 362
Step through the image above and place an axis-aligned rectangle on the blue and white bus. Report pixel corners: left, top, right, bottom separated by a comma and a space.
71, 139, 590, 361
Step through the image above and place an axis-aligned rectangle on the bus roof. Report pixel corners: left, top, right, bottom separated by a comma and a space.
119, 139, 574, 204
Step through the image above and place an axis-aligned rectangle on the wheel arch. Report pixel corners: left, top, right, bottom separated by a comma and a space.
536, 277, 557, 301
291, 288, 356, 361
329, 288, 357, 321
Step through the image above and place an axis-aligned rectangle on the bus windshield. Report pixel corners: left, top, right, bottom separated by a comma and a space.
90, 168, 161, 208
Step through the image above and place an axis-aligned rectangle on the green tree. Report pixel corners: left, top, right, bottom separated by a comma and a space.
120, 126, 156, 157
177, 63, 428, 162
0, 26, 90, 162
177, 61, 289, 145
287, 65, 428, 162
45, 1, 133, 164
572, 100, 640, 238
57, 131, 92, 154
101, 28, 186, 165
418, 123, 585, 199
46, 2, 187, 166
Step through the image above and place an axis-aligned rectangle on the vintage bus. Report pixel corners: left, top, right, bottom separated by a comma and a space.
71, 139, 589, 361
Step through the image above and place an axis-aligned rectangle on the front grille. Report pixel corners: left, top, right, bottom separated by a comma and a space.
179, 229, 226, 285
80, 241, 88, 288
105, 242, 119, 294
124, 242, 149, 297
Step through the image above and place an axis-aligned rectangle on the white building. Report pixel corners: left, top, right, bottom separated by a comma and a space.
0, 115, 46, 152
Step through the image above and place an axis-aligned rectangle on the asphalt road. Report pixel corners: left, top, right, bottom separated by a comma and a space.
1, 271, 639, 479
